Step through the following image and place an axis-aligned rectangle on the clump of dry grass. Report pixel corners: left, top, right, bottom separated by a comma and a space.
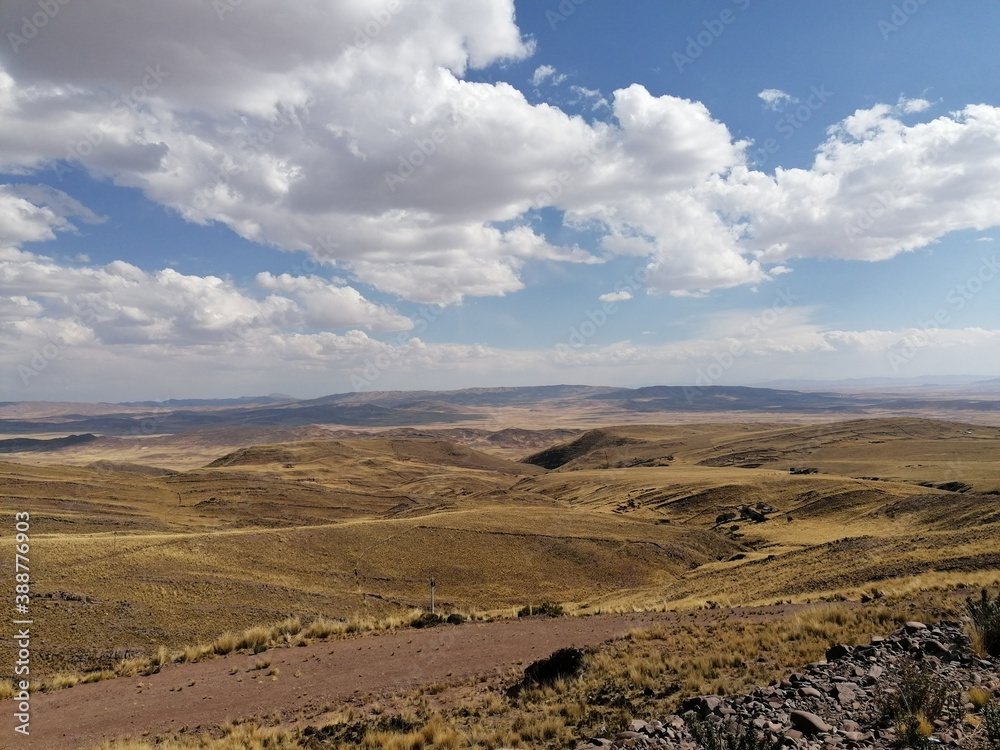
968, 686, 992, 710
91, 722, 299, 749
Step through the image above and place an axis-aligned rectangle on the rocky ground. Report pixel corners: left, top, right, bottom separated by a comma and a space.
576, 620, 998, 750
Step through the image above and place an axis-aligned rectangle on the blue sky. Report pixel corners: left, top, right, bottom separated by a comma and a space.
1, 0, 998, 400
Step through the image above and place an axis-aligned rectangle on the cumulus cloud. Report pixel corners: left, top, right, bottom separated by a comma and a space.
2, 1, 997, 304
0, 0, 999, 399
256, 272, 412, 331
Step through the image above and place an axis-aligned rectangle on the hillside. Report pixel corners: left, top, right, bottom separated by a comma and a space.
2, 416, 998, 687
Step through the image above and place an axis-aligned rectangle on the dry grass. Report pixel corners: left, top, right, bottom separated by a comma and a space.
0, 417, 998, 747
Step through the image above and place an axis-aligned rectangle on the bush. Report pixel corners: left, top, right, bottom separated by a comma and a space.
966, 588, 1000, 657
983, 702, 1000, 750
875, 656, 957, 747
410, 611, 444, 629
518, 602, 565, 618
445, 613, 466, 625
689, 720, 783, 750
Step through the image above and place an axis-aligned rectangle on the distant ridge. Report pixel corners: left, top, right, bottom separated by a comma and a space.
0, 384, 997, 438
589, 385, 858, 412
114, 394, 296, 408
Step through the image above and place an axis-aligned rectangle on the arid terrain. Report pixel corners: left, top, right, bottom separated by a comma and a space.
0, 385, 998, 748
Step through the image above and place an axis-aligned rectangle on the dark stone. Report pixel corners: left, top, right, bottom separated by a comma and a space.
790, 710, 832, 735
509, 647, 585, 695
826, 644, 853, 661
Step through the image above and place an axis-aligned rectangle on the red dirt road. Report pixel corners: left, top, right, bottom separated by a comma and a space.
4, 607, 796, 750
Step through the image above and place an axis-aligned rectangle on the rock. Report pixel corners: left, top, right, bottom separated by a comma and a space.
826, 644, 853, 661
923, 639, 951, 657
680, 695, 721, 718
514, 647, 585, 693
628, 719, 651, 734
833, 686, 856, 705
800, 687, 823, 698
790, 710, 833, 735
905, 621, 927, 633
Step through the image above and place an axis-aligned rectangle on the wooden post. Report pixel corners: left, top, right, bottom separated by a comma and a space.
430, 578, 436, 614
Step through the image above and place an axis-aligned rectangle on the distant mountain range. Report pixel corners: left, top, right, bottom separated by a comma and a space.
0, 384, 997, 441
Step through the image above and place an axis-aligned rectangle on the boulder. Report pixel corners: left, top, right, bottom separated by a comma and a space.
825, 644, 852, 661
790, 710, 832, 735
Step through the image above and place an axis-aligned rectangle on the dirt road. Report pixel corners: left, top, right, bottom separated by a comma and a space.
5, 606, 796, 749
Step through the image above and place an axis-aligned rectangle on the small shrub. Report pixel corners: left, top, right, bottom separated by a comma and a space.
410, 611, 444, 629
518, 602, 565, 618
966, 589, 1000, 657
445, 613, 466, 625
689, 719, 784, 750
982, 702, 1000, 750
875, 656, 958, 741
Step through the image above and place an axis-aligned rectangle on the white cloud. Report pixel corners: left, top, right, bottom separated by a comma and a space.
2, 1, 996, 305
599, 291, 633, 303
256, 272, 412, 331
758, 88, 795, 110
897, 96, 932, 114
531, 65, 566, 87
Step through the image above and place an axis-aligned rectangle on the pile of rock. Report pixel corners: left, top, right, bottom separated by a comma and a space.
574, 620, 998, 750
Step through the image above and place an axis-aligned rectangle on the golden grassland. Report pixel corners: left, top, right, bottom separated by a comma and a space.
1, 417, 998, 682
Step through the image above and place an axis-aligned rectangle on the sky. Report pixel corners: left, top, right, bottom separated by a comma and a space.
1, 0, 999, 402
